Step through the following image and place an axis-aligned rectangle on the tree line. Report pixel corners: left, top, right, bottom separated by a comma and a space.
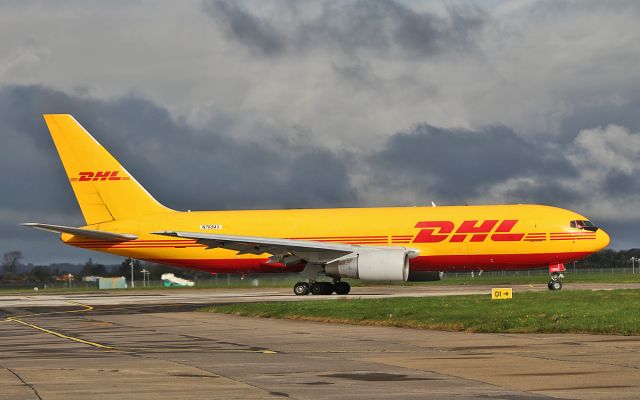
0, 251, 214, 284
2, 248, 639, 284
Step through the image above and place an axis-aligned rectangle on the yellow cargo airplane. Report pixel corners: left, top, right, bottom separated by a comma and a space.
23, 115, 610, 295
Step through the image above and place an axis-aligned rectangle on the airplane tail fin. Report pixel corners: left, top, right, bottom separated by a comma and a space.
43, 114, 173, 225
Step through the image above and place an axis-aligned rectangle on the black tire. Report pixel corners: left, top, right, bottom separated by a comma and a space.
293, 282, 310, 296
334, 281, 351, 295
551, 280, 562, 291
311, 282, 334, 295
320, 282, 335, 295
310, 282, 322, 295
548, 280, 554, 290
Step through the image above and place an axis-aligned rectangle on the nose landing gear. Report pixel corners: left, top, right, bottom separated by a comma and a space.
547, 263, 566, 291
547, 263, 567, 290
548, 273, 563, 291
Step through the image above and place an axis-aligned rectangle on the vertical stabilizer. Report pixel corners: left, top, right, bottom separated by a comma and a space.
43, 114, 173, 225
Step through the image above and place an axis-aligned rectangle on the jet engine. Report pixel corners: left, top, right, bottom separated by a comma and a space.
324, 248, 409, 281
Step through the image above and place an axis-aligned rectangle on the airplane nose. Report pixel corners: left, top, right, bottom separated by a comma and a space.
596, 228, 610, 250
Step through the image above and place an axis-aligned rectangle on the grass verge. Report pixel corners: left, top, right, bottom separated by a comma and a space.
2, 272, 639, 295
425, 272, 640, 286
200, 289, 640, 335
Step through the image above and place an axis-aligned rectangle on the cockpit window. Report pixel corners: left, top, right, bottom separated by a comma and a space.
570, 220, 598, 231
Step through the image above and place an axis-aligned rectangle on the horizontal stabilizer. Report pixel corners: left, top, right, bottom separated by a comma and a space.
21, 223, 137, 241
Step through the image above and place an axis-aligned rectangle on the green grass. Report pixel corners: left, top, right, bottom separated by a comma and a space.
201, 289, 640, 335
425, 272, 640, 286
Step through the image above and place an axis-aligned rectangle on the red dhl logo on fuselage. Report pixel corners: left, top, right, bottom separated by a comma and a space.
413, 220, 526, 243
411, 220, 596, 243
69, 171, 130, 182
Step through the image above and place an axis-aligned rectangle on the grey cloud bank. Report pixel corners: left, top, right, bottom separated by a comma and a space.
204, 0, 486, 58
0, 1, 638, 263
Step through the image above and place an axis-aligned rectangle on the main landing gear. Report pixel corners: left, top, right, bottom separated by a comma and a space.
293, 280, 351, 296
548, 273, 563, 291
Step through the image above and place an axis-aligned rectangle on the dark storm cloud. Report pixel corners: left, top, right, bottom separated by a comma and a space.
3, 84, 638, 262
0, 84, 356, 262
0, 84, 356, 211
603, 171, 640, 196
365, 123, 640, 249
560, 91, 640, 143
203, 0, 487, 58
367, 124, 576, 202
203, 0, 284, 56
600, 221, 640, 250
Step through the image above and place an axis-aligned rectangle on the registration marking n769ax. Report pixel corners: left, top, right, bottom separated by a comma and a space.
200, 224, 223, 230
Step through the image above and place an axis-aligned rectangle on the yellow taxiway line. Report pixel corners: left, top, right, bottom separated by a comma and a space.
3, 300, 277, 354
5, 316, 114, 349
3, 300, 115, 350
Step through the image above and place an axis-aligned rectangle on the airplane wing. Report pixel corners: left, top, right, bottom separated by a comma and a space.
154, 231, 359, 264
21, 223, 137, 241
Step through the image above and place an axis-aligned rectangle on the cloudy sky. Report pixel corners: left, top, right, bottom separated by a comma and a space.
1, 0, 638, 264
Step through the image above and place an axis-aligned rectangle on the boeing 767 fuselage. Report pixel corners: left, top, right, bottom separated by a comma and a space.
23, 115, 610, 295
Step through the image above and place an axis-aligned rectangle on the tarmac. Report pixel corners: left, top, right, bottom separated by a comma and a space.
1, 284, 639, 399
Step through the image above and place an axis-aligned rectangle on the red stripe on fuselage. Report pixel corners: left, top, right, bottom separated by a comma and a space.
146, 251, 594, 274
287, 236, 387, 240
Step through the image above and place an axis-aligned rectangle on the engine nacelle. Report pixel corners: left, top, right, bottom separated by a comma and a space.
325, 248, 409, 282
407, 271, 444, 282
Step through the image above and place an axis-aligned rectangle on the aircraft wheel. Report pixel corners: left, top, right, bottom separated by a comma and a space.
310, 282, 322, 295
320, 282, 335, 295
334, 281, 351, 295
311, 282, 334, 295
548, 280, 562, 291
294, 282, 310, 296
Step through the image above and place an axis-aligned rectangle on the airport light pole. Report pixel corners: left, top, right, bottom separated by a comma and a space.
130, 258, 135, 289
631, 257, 638, 275
141, 269, 149, 287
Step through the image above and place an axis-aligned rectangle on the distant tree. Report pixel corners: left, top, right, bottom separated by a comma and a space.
31, 265, 53, 283
94, 263, 106, 276
581, 248, 640, 269
114, 258, 142, 277
80, 258, 106, 277
2, 251, 23, 276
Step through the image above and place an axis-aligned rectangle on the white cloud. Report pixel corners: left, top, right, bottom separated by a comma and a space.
564, 125, 640, 220
570, 125, 640, 175
0, 1, 637, 150
475, 124, 640, 222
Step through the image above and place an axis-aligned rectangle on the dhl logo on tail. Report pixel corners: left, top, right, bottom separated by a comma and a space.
69, 171, 130, 182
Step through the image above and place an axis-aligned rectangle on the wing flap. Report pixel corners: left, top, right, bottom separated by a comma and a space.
21, 223, 137, 241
